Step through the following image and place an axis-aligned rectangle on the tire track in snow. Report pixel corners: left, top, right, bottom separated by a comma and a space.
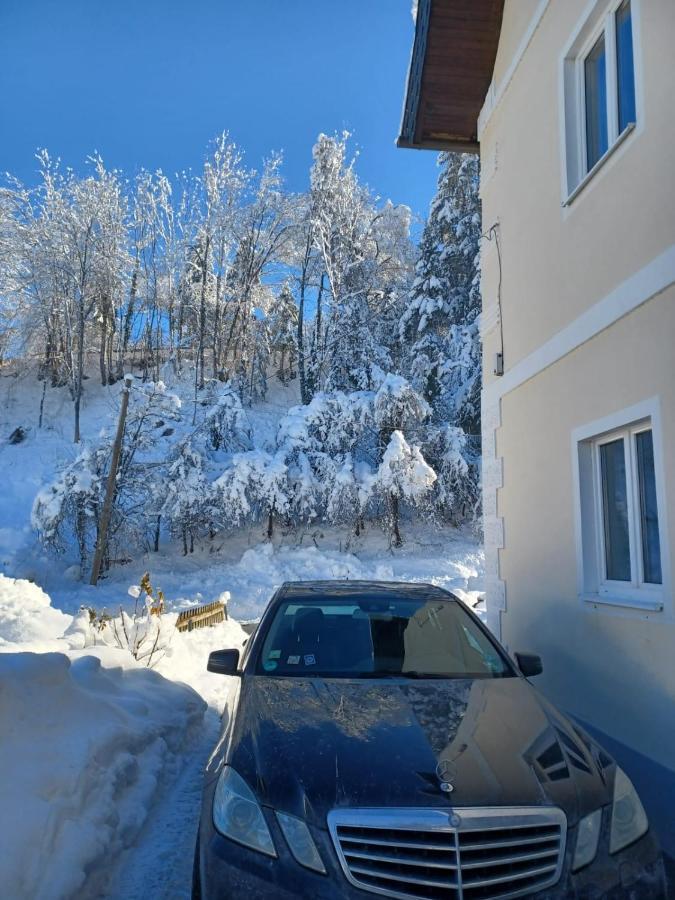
102, 709, 221, 900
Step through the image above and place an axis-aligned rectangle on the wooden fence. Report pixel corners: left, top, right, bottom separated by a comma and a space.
175, 599, 227, 633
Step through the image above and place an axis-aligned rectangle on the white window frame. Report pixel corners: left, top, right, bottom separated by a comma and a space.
572, 399, 671, 616
592, 421, 660, 600
560, 0, 642, 205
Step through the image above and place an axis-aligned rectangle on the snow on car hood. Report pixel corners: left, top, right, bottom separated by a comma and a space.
225, 675, 612, 828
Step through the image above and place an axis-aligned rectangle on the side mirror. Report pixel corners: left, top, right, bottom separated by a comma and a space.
515, 652, 543, 677
207, 649, 240, 675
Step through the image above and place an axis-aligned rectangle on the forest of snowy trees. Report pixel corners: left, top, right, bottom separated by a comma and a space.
0, 133, 481, 571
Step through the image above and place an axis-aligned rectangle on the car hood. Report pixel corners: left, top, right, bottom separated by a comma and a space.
226, 675, 612, 828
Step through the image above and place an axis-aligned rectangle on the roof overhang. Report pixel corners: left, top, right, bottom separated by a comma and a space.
397, 0, 504, 152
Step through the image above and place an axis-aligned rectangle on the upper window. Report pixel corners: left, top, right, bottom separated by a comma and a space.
615, 0, 637, 133
563, 0, 638, 199
576, 415, 664, 610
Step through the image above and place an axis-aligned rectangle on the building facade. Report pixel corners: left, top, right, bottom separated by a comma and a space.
400, 0, 675, 856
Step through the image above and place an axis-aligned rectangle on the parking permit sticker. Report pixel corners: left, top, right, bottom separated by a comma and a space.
304, 654, 316, 666
263, 660, 278, 672
268, 650, 281, 659
287, 655, 300, 665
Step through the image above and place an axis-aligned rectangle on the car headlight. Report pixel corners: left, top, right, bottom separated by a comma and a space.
276, 811, 326, 874
572, 808, 602, 871
213, 766, 276, 857
610, 767, 648, 854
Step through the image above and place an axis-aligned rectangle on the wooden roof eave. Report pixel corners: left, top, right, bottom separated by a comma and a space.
397, 0, 433, 150
397, 0, 503, 153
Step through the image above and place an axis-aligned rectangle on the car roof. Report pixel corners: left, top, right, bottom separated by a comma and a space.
275, 580, 459, 603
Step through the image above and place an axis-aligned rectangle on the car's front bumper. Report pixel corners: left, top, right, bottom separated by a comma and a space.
198, 810, 667, 900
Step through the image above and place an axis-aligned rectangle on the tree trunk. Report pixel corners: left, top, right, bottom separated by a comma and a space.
391, 495, 402, 547
117, 266, 138, 379
176, 290, 186, 374
314, 273, 324, 366
99, 311, 108, 386
297, 273, 307, 403
213, 271, 222, 379
38, 379, 47, 429
198, 236, 211, 389
74, 300, 86, 443
222, 305, 242, 376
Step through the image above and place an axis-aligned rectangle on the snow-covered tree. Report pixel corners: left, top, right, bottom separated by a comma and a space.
308, 133, 412, 394
368, 431, 436, 546
373, 373, 431, 437
32, 446, 106, 570
11, 132, 486, 570
161, 441, 212, 554
424, 424, 478, 524
214, 450, 289, 538
400, 152, 481, 432
199, 381, 249, 452
325, 453, 367, 531
268, 282, 298, 383
33, 380, 182, 570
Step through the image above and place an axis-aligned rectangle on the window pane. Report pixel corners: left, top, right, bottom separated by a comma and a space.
616, 0, 636, 132
585, 33, 609, 169
600, 438, 631, 581
636, 430, 662, 584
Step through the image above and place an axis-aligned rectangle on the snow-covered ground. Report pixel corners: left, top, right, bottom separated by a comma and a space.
0, 646, 206, 900
0, 371, 484, 899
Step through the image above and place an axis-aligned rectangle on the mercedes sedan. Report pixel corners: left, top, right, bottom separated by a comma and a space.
193, 581, 666, 899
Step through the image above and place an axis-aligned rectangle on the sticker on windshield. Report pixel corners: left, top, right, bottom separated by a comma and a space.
263, 660, 278, 672
287, 655, 300, 665
268, 650, 281, 659
304, 654, 316, 666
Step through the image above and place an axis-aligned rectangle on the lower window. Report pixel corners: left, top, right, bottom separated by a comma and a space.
577, 417, 664, 608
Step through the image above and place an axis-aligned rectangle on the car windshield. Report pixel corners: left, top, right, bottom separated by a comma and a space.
256, 595, 514, 679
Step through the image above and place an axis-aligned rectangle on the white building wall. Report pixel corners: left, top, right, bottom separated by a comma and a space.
477, 0, 675, 851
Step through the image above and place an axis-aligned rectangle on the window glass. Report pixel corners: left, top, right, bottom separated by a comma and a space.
585, 32, 609, 169
635, 430, 662, 584
616, 0, 636, 132
257, 597, 513, 679
600, 438, 631, 581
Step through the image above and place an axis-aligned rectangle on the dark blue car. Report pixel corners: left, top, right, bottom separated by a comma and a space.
193, 581, 666, 899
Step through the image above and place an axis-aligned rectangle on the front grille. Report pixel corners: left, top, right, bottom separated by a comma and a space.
328, 807, 566, 900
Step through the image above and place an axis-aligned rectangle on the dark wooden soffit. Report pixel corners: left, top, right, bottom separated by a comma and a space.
398, 0, 504, 152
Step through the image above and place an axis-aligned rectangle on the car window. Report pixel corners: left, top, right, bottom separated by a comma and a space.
255, 596, 514, 679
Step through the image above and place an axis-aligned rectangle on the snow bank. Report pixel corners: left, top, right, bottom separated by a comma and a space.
154, 615, 248, 708
0, 648, 206, 899
0, 573, 72, 644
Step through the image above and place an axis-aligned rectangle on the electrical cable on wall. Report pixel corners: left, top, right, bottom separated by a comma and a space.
483, 222, 504, 376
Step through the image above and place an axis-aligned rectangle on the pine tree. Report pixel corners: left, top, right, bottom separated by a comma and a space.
400, 153, 481, 433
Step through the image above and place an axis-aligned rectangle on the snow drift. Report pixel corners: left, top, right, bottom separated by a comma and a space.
0, 649, 206, 899
0, 573, 72, 645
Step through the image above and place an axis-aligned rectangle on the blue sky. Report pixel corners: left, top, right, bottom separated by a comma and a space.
0, 0, 439, 221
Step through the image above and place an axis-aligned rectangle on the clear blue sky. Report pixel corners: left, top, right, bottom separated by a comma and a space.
0, 0, 440, 220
